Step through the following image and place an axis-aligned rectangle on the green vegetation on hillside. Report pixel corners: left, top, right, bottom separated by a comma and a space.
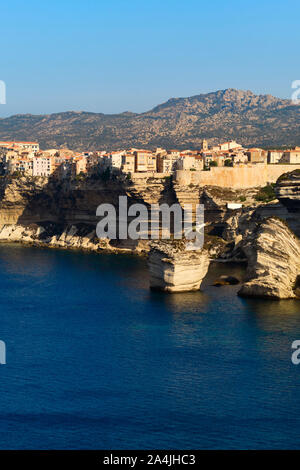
254, 183, 276, 202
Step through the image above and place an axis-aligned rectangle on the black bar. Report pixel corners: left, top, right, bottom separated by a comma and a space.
0, 450, 297, 467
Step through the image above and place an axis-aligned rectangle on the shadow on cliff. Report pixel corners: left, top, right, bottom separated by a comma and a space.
1, 166, 178, 250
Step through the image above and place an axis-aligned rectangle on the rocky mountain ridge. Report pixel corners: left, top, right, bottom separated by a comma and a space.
0, 88, 299, 150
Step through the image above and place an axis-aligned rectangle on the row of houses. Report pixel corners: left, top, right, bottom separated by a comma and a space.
103, 149, 204, 173
0, 143, 87, 177
1, 140, 299, 179
202, 145, 300, 166
0, 143, 205, 177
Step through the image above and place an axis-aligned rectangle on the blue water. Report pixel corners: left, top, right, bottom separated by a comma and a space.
0, 244, 300, 449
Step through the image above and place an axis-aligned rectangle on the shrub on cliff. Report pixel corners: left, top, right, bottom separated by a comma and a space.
101, 168, 111, 182
75, 172, 86, 181
11, 171, 23, 178
254, 183, 276, 202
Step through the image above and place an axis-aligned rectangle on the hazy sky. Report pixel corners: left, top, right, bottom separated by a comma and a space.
1, 0, 299, 117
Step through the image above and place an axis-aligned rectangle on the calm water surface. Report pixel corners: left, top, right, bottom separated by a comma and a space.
0, 244, 300, 449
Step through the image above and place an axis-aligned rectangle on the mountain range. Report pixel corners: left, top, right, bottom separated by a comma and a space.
0, 88, 299, 150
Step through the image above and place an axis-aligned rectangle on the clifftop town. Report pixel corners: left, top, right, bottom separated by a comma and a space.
1, 137, 300, 185
0, 89, 300, 150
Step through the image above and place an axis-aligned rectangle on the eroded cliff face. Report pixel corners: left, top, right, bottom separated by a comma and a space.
276, 170, 300, 210
275, 170, 300, 237
0, 175, 246, 257
238, 217, 300, 299
0, 175, 286, 264
148, 241, 210, 292
0, 175, 177, 224
0, 175, 174, 254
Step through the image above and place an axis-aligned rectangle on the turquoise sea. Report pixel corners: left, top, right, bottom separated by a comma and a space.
0, 244, 299, 449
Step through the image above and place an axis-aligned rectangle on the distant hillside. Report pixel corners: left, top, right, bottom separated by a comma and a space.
0, 88, 299, 150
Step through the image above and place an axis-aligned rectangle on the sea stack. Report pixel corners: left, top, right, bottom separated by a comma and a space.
148, 240, 210, 293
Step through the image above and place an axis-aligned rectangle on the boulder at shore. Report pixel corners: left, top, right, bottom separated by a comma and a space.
148, 241, 210, 293
238, 217, 300, 299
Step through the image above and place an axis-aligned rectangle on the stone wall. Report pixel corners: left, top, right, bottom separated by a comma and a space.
175, 165, 300, 188
131, 172, 168, 180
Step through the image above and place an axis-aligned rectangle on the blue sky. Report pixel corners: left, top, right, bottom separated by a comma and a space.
1, 0, 299, 116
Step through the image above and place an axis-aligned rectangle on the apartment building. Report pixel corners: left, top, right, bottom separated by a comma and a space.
72, 157, 87, 176
8, 158, 33, 175
86, 154, 101, 175
147, 153, 157, 172
245, 148, 267, 163
32, 156, 53, 176
232, 152, 248, 164
177, 155, 203, 171
134, 150, 156, 172
280, 147, 300, 164
267, 150, 284, 164
155, 147, 167, 157
0, 141, 39, 152
219, 141, 241, 151
109, 151, 125, 170
157, 155, 178, 174
121, 154, 135, 174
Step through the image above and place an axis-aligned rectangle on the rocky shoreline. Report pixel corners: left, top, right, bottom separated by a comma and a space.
0, 223, 150, 256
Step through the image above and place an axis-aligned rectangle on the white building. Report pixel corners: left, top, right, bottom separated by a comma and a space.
267, 150, 284, 164
280, 148, 300, 164
0, 141, 39, 152
177, 156, 203, 171
103, 151, 125, 171
219, 141, 241, 151
32, 156, 53, 176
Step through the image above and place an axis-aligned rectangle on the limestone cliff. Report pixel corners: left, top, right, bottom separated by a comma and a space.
238, 217, 300, 299
0, 175, 236, 257
275, 169, 300, 237
148, 241, 210, 292
0, 175, 174, 226
0, 175, 173, 254
0, 175, 282, 262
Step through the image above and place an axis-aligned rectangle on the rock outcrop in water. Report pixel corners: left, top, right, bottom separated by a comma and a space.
238, 217, 300, 299
148, 241, 210, 292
